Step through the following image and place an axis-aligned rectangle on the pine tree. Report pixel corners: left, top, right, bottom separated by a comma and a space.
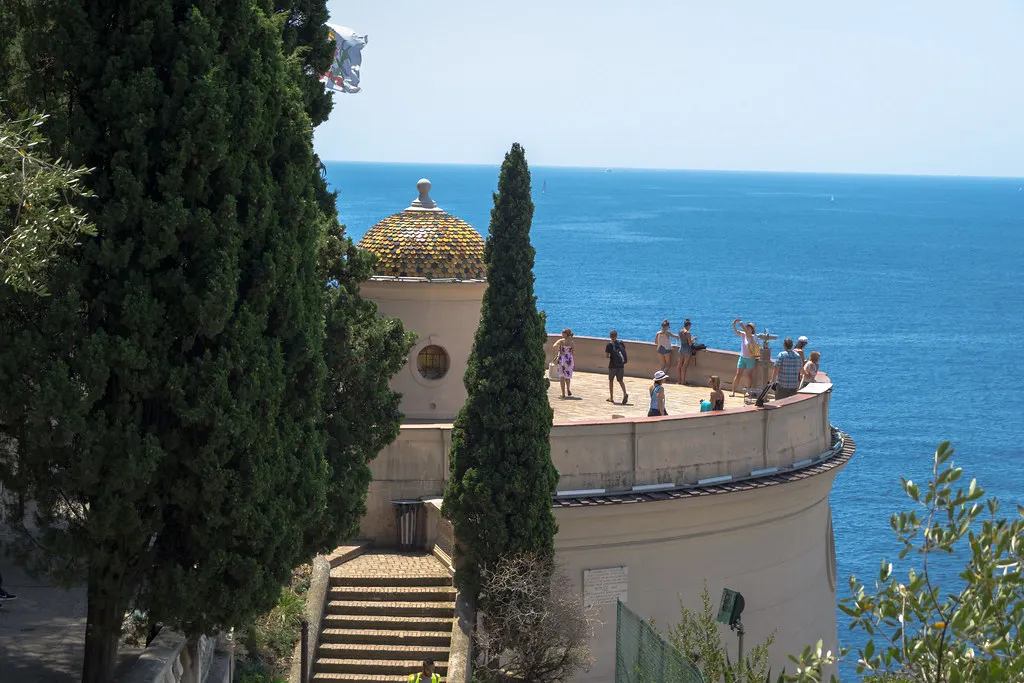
0, 2, 408, 682
442, 143, 559, 593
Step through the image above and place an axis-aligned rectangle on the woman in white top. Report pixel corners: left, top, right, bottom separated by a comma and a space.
800, 350, 820, 388
730, 318, 758, 397
653, 319, 678, 375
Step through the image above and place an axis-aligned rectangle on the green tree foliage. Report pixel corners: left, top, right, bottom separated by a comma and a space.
315, 233, 414, 547
0, 110, 94, 294
669, 581, 776, 683
443, 143, 559, 593
785, 442, 1024, 683
0, 2, 408, 682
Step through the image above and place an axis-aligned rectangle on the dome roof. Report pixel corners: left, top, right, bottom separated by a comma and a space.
357, 179, 485, 280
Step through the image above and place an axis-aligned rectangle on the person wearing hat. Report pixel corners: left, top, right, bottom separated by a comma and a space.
795, 336, 809, 364
648, 370, 669, 417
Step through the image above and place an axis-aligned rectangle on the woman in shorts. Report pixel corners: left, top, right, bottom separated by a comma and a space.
730, 318, 758, 397
654, 319, 677, 374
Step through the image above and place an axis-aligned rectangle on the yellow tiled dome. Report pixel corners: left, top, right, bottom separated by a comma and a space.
357, 179, 486, 280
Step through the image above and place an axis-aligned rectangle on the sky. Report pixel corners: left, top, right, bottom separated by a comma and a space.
318, 1, 1024, 177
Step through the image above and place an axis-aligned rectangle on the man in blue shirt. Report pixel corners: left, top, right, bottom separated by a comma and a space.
772, 337, 803, 400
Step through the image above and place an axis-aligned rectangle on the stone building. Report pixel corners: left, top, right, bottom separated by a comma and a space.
305, 178, 853, 682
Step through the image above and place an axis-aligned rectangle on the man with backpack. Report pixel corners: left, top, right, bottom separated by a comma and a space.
409, 658, 441, 683
606, 330, 629, 405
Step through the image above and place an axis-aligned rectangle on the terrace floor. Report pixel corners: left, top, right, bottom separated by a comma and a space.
548, 370, 748, 423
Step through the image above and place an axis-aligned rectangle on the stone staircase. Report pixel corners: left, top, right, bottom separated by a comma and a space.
311, 551, 456, 682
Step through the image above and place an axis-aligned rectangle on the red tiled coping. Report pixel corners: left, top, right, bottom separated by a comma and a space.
552, 431, 855, 508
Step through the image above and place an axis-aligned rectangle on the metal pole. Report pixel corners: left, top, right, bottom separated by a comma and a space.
737, 622, 745, 669
300, 619, 309, 683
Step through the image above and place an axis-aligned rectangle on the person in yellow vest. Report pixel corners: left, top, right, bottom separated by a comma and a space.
409, 658, 441, 683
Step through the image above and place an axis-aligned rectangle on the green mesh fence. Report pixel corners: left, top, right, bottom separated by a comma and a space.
615, 600, 706, 683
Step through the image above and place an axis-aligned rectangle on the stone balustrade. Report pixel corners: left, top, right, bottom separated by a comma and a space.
115, 631, 230, 683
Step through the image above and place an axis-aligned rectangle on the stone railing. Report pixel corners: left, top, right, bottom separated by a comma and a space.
116, 631, 230, 683
361, 383, 833, 543
423, 497, 455, 570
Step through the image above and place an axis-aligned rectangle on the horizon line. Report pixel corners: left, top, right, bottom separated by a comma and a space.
319, 158, 1024, 182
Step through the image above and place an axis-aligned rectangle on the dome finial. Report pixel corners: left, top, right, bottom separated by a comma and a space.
407, 178, 442, 212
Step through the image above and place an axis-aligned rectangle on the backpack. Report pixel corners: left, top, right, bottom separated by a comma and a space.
614, 340, 627, 365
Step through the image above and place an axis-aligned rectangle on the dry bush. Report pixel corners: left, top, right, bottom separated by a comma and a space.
474, 554, 597, 683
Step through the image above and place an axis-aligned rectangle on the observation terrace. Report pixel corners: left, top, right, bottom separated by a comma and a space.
360, 334, 840, 543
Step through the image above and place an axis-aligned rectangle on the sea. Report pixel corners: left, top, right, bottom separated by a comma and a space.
326, 161, 1024, 669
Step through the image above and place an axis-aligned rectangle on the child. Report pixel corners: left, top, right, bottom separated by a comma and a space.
801, 351, 820, 388
709, 375, 725, 411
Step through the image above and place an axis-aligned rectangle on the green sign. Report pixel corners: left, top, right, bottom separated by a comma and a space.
717, 588, 744, 626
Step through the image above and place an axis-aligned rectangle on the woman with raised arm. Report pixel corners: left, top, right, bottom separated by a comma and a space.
730, 318, 758, 397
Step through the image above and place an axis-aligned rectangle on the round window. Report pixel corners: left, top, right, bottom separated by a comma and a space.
417, 345, 450, 380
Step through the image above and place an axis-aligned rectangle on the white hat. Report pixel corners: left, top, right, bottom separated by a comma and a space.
797, 336, 809, 344
653, 370, 669, 382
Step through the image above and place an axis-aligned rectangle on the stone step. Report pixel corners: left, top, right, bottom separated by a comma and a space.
315, 658, 449, 676
320, 627, 451, 646
321, 613, 452, 632
325, 600, 455, 618
311, 674, 443, 682
317, 642, 450, 662
328, 585, 456, 602
330, 573, 453, 588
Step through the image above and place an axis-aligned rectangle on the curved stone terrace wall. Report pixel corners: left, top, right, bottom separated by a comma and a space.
360, 335, 833, 544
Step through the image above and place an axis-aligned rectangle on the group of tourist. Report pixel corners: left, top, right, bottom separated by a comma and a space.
548, 319, 823, 417
729, 319, 820, 397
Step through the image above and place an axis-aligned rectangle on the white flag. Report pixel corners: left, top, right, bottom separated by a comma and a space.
321, 24, 367, 94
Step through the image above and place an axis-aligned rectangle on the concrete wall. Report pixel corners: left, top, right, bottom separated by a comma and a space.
360, 379, 832, 544
361, 277, 485, 422
556, 471, 842, 682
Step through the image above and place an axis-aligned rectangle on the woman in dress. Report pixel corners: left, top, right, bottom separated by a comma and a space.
648, 370, 669, 417
552, 328, 576, 398
654, 319, 678, 374
676, 318, 697, 385
730, 318, 758, 397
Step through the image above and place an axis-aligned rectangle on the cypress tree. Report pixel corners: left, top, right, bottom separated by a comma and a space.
443, 143, 559, 593
271, 0, 416, 547
0, 2, 411, 681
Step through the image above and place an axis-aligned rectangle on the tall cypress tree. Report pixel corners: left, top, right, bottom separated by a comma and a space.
271, 0, 416, 547
0, 2, 405, 681
443, 143, 559, 593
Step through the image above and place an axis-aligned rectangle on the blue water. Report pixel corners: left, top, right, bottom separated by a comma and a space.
327, 161, 1024, 667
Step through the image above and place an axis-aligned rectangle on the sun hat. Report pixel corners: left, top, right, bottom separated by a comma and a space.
653, 370, 669, 382
797, 336, 809, 344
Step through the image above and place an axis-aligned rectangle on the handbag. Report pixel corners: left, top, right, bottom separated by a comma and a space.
548, 362, 561, 380
747, 342, 762, 359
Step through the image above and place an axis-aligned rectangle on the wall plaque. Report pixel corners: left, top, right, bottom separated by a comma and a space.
583, 566, 628, 608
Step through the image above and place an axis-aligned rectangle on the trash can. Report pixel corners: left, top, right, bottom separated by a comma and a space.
392, 499, 422, 551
